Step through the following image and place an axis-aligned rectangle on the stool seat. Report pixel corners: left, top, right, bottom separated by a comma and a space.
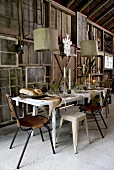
56, 112, 90, 153
61, 112, 87, 120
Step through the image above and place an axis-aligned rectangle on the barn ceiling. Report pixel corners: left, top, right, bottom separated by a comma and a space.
53, 0, 114, 34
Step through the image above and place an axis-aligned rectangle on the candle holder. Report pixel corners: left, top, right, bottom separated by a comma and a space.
64, 77, 67, 92
68, 68, 71, 90
67, 89, 71, 94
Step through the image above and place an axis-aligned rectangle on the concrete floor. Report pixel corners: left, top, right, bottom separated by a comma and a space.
0, 95, 114, 170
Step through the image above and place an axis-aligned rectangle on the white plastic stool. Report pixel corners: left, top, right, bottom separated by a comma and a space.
56, 112, 90, 153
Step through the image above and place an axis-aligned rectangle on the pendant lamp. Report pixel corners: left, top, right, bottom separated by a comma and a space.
80, 40, 104, 57
33, 28, 59, 52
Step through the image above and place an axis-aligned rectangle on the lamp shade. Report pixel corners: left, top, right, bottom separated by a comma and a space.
33, 28, 59, 52
80, 40, 99, 57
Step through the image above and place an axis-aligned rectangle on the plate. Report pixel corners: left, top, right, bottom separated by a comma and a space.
19, 94, 49, 99
76, 90, 88, 93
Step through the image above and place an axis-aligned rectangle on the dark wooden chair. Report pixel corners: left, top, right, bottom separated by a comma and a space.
6, 94, 55, 169
101, 89, 111, 118
79, 90, 109, 138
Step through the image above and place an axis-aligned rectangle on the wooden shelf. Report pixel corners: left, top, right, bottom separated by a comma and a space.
91, 73, 103, 76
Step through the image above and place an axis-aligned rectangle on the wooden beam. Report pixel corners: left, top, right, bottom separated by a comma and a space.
93, 4, 114, 22
78, 0, 94, 12
109, 26, 114, 32
102, 16, 114, 27
0, 26, 18, 37
50, 0, 75, 15
88, 0, 109, 17
87, 19, 114, 36
66, 0, 75, 8
54, 54, 63, 75
54, 55, 64, 86
108, 22, 114, 30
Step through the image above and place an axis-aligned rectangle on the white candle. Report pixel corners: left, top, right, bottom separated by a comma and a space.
53, 58, 54, 81
82, 64, 85, 74
69, 68, 71, 90
64, 67, 66, 78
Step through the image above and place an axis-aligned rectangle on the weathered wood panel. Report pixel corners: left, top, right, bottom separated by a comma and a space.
62, 12, 67, 39
51, 6, 57, 29
41, 52, 51, 64
0, 0, 5, 15
71, 15, 77, 44
37, 9, 42, 25
77, 12, 87, 48
0, 0, 19, 35
67, 14, 71, 38
50, 3, 76, 87
104, 32, 113, 53
57, 10, 62, 41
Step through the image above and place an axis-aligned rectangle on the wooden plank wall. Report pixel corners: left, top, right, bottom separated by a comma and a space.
0, 0, 114, 124
0, 0, 18, 36
50, 4, 76, 88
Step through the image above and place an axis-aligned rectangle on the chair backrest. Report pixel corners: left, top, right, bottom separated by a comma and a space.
102, 89, 111, 106
90, 94, 100, 106
6, 94, 20, 125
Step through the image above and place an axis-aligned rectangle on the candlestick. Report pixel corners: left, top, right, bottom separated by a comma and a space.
64, 67, 66, 78
53, 58, 54, 81
64, 79, 66, 91
82, 64, 85, 74
88, 73, 91, 89
63, 67, 66, 91
69, 68, 71, 90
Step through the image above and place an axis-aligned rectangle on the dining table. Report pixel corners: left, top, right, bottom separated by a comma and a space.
12, 88, 107, 149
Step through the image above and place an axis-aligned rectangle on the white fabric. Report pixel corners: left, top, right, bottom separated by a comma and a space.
12, 89, 107, 116
12, 96, 61, 117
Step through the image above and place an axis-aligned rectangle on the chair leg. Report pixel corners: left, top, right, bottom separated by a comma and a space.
39, 128, 44, 142
84, 118, 91, 143
105, 103, 110, 118
92, 112, 104, 138
17, 130, 32, 169
45, 124, 55, 154
56, 117, 64, 143
105, 105, 108, 118
72, 120, 78, 154
69, 122, 72, 135
10, 127, 19, 149
99, 111, 107, 129
57, 107, 61, 119
107, 105, 110, 114
106, 109, 108, 118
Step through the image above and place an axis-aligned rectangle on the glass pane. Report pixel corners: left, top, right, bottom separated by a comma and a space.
1, 53, 17, 65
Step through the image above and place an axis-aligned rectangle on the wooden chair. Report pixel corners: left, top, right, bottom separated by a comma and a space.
6, 94, 55, 169
79, 91, 108, 138
90, 89, 111, 117
101, 89, 111, 118
56, 111, 90, 154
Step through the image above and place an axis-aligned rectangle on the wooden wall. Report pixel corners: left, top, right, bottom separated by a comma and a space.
0, 0, 114, 124
50, 2, 77, 88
